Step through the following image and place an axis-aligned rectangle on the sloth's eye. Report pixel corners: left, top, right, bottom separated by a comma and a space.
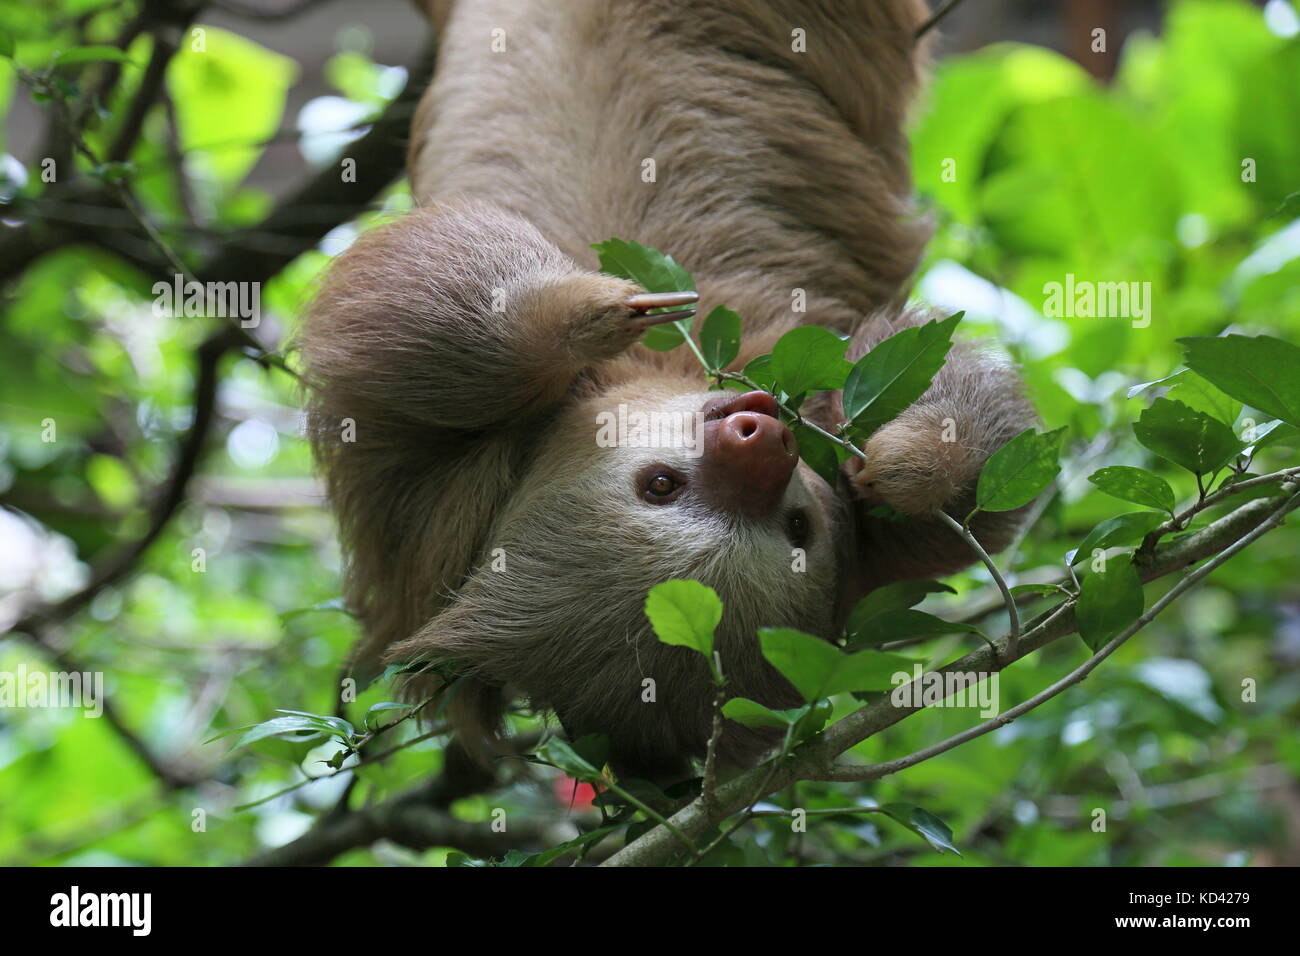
648, 475, 677, 495
784, 508, 812, 550
640, 468, 685, 504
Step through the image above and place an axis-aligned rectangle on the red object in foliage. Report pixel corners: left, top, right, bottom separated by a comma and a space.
553, 775, 598, 810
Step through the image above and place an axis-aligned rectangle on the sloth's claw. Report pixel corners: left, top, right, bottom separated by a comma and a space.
626, 291, 698, 329
635, 307, 696, 328
626, 290, 699, 312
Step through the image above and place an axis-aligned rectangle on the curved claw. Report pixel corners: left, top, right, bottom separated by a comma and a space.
634, 307, 696, 328
625, 290, 699, 312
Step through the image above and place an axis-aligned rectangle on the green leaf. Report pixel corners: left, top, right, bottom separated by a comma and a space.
231, 715, 329, 749
1009, 583, 1071, 598
1127, 371, 1181, 399
53, 46, 133, 67
834, 648, 917, 693
85, 453, 137, 509
975, 426, 1066, 512
699, 306, 741, 371
537, 738, 600, 781
1246, 419, 1299, 451
570, 733, 611, 773
272, 710, 357, 744
644, 579, 722, 657
0, 31, 14, 58
758, 628, 842, 702
1076, 553, 1144, 653
591, 238, 696, 351
377, 660, 427, 683
741, 353, 777, 391
794, 699, 835, 742
790, 425, 842, 488
1070, 512, 1165, 566
1128, 369, 1242, 427
1165, 371, 1241, 426
1087, 465, 1176, 513
770, 326, 851, 397
1179, 334, 1300, 429
847, 580, 957, 637
758, 628, 910, 700
849, 609, 986, 647
362, 701, 409, 729
843, 313, 963, 436
1133, 398, 1245, 474
880, 803, 961, 855
721, 698, 807, 729
516, 824, 626, 867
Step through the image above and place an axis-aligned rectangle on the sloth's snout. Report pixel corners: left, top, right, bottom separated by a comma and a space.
698, 392, 799, 518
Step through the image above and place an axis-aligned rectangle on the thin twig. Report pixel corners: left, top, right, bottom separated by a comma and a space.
699, 652, 727, 815
933, 508, 1020, 659
714, 371, 868, 460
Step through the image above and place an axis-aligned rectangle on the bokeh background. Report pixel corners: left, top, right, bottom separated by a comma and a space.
1, 0, 1298, 866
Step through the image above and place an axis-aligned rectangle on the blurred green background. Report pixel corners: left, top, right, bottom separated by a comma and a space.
0, 0, 1298, 866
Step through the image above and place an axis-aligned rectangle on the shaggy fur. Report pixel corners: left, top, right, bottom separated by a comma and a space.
299, 0, 1037, 781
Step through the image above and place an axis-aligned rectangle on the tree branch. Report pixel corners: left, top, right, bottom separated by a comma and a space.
245, 741, 537, 866
9, 326, 233, 636
600, 487, 1300, 866
245, 789, 554, 865
827, 488, 1300, 782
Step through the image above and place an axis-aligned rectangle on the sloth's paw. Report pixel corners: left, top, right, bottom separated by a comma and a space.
559, 277, 698, 364
846, 406, 978, 517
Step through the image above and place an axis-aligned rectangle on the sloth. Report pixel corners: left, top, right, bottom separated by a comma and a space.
299, 0, 1036, 782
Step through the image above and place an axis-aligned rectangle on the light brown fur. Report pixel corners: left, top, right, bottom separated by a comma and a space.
300, 0, 1036, 780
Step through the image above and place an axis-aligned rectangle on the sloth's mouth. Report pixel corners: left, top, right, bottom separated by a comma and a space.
700, 390, 782, 423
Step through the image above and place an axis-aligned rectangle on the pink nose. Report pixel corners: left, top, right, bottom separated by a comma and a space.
698, 393, 799, 517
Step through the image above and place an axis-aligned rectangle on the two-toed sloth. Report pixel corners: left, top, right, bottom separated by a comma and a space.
300, 0, 1036, 782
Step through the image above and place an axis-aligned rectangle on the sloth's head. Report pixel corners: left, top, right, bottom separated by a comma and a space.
394, 381, 848, 779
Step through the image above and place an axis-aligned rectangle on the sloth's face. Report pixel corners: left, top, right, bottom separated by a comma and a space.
572, 384, 841, 587
518, 382, 844, 627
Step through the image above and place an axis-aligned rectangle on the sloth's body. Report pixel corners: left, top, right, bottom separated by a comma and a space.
301, 0, 1036, 781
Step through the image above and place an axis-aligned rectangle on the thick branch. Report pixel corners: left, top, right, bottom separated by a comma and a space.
245, 790, 552, 866
245, 742, 531, 866
106, 28, 185, 163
